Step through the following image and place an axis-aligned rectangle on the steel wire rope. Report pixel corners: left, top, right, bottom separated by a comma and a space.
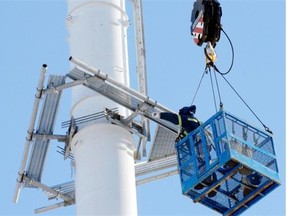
192, 27, 271, 133
209, 67, 218, 113
191, 65, 223, 114
201, 28, 271, 133
218, 29, 272, 133
213, 66, 223, 109
191, 67, 206, 105
204, 27, 235, 76
200, 27, 234, 111
221, 74, 273, 134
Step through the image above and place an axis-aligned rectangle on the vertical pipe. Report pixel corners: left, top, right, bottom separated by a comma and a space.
67, 0, 137, 215
13, 64, 47, 203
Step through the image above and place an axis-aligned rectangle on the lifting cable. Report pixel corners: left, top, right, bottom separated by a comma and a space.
220, 74, 273, 134
209, 67, 217, 112
191, 68, 206, 105
192, 27, 272, 134
204, 27, 234, 76
191, 64, 223, 113
213, 68, 223, 108
212, 66, 223, 110
205, 64, 224, 113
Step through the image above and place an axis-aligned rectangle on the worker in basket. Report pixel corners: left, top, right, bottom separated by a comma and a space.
153, 105, 218, 197
153, 105, 200, 140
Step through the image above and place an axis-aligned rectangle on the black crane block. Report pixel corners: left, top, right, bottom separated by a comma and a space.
191, 0, 222, 47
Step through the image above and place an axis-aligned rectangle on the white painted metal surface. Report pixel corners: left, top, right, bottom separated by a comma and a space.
71, 124, 137, 215
67, 0, 130, 118
67, 0, 137, 215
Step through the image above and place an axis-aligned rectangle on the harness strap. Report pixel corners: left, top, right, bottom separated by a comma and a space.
187, 117, 199, 123
178, 115, 182, 126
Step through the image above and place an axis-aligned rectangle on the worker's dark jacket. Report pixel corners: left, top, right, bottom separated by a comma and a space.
160, 112, 200, 135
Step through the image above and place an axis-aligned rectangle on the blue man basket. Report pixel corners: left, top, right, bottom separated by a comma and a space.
175, 110, 280, 215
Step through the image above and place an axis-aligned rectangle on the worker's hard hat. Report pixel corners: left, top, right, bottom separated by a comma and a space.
179, 105, 196, 115
190, 105, 196, 114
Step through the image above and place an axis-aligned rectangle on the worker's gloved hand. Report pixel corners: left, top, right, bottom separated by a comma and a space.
152, 112, 160, 118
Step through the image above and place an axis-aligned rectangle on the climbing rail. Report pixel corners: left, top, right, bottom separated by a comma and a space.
13, 56, 181, 213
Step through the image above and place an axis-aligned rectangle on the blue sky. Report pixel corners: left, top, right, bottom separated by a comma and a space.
1, 0, 285, 215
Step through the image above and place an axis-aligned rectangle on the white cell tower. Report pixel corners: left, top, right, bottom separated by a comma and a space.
68, 0, 137, 214
14, 0, 181, 214
13, 0, 281, 215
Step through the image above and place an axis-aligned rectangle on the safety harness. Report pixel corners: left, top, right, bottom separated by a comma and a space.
176, 115, 200, 142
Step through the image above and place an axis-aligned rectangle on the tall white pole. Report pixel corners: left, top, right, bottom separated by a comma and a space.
67, 0, 137, 215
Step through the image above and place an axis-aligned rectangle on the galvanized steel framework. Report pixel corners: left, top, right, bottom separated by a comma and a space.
13, 1, 182, 212
14, 56, 181, 213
